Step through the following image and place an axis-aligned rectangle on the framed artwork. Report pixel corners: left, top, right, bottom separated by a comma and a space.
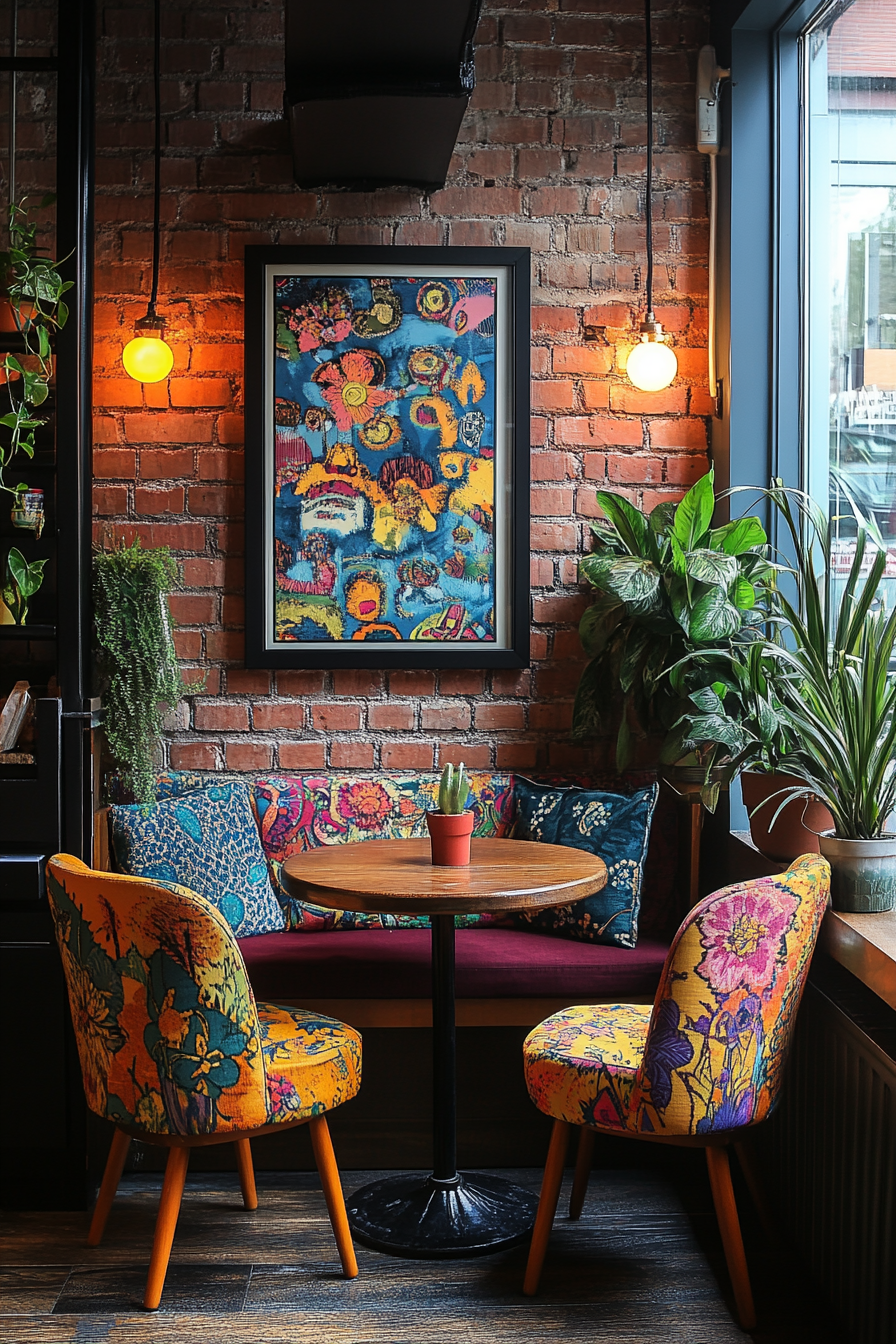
244, 246, 530, 669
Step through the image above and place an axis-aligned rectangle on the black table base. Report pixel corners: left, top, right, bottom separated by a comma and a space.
347, 1170, 539, 1258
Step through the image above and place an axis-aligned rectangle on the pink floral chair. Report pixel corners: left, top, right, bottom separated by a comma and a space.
521, 855, 831, 1329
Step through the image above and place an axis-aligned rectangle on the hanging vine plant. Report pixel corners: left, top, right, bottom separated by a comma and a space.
93, 536, 189, 803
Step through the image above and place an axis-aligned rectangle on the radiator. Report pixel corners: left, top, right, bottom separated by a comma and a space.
765, 975, 896, 1344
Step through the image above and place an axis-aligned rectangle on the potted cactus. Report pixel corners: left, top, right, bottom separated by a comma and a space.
427, 763, 474, 866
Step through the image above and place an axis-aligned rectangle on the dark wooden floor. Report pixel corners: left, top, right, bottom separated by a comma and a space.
0, 1166, 843, 1344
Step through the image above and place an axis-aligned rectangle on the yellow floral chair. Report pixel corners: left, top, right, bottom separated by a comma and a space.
46, 855, 362, 1310
521, 854, 831, 1329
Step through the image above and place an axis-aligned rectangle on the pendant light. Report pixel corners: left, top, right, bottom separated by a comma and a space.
122, 0, 173, 383
625, 0, 677, 394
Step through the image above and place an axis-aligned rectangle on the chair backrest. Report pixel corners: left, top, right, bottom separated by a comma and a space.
629, 854, 830, 1136
46, 854, 268, 1138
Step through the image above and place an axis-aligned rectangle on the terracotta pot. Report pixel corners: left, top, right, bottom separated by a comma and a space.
818, 832, 896, 913
426, 811, 474, 867
740, 770, 834, 862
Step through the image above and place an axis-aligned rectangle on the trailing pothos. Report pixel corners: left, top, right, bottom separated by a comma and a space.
0, 196, 72, 502
573, 468, 775, 798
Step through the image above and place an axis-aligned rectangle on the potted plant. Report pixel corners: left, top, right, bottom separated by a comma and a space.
93, 536, 191, 804
573, 468, 773, 809
1, 546, 46, 625
752, 484, 896, 911
427, 762, 473, 866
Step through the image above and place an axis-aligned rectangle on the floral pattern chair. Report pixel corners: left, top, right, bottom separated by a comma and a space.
46, 854, 363, 1310
521, 855, 831, 1329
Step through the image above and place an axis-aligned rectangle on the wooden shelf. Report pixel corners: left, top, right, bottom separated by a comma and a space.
0, 625, 56, 640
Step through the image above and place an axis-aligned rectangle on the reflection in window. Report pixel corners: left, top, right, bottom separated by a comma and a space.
805, 0, 896, 597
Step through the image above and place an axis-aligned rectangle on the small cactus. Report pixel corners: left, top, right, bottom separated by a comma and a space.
438, 762, 470, 815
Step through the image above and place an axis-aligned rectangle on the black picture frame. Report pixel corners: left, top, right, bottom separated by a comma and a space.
244, 245, 530, 669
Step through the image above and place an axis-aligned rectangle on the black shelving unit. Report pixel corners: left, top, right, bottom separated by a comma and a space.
0, 0, 96, 1211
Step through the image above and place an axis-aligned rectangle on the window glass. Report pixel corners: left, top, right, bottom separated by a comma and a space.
805, 0, 896, 600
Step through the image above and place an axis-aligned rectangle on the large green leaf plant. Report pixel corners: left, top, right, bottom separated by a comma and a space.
573, 469, 774, 802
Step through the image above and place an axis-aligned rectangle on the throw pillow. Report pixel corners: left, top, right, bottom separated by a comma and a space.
252, 772, 514, 931
111, 781, 285, 938
512, 778, 658, 948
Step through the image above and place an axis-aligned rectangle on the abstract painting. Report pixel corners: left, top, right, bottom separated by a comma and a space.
245, 248, 529, 668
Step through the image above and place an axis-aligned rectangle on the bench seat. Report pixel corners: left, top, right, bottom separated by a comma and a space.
238, 926, 669, 1024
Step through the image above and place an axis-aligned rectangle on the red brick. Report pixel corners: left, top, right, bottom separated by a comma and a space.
664, 454, 709, 485
429, 186, 523, 216
205, 630, 245, 660
169, 593, 216, 625
135, 485, 184, 514
332, 670, 385, 697
278, 742, 327, 769
169, 378, 232, 408
198, 451, 244, 481
94, 378, 145, 408
173, 630, 202, 659
584, 304, 635, 330
518, 149, 564, 178
532, 306, 579, 336
187, 485, 243, 515
484, 118, 549, 146
381, 742, 434, 770
552, 346, 614, 377
439, 744, 491, 769
538, 664, 586, 698
648, 417, 709, 450
368, 703, 416, 731
312, 704, 362, 732
171, 741, 220, 770
225, 741, 273, 771
140, 448, 193, 478
529, 187, 582, 216
530, 702, 574, 733
531, 556, 554, 585
252, 702, 306, 731
606, 455, 663, 484
226, 670, 271, 696
421, 703, 471, 731
582, 382, 611, 410
182, 667, 219, 694
217, 413, 245, 444
195, 702, 249, 732
330, 742, 376, 769
389, 671, 436, 696
609, 385, 688, 415
491, 670, 532, 697
496, 743, 540, 769
474, 703, 526, 731
125, 413, 215, 443
531, 452, 576, 481
438, 672, 485, 696
93, 485, 128, 515
531, 381, 576, 411
531, 487, 574, 516
531, 522, 578, 550
97, 521, 208, 552
558, 415, 643, 447
532, 593, 588, 625
276, 671, 326, 696
94, 448, 137, 478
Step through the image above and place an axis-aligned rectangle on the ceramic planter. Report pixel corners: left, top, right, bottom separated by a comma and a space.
740, 770, 834, 862
818, 832, 896, 913
426, 811, 474, 867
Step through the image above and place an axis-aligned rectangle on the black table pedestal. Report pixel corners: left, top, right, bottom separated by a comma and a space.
346, 913, 539, 1258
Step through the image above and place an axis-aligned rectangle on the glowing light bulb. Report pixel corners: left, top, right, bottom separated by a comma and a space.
625, 316, 678, 393
123, 333, 174, 383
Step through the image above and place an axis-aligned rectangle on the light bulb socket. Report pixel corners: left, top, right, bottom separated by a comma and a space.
133, 310, 166, 340
638, 312, 667, 342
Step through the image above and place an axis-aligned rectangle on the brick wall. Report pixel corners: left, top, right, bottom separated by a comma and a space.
90, 0, 710, 776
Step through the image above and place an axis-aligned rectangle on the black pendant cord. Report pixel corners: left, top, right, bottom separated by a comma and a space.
148, 0, 161, 316
644, 0, 654, 318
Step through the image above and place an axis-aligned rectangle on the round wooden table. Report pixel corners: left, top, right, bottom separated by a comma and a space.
281, 837, 608, 1259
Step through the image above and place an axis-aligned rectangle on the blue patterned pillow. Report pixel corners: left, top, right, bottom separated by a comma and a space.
111, 782, 285, 938
512, 779, 658, 948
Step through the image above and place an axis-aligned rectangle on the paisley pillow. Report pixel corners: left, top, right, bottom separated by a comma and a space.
110, 782, 285, 938
512, 778, 658, 948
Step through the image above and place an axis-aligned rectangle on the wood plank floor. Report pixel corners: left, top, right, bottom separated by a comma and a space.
0, 1167, 843, 1344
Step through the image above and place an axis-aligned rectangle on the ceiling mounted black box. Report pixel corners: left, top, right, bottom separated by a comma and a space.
284, 0, 483, 190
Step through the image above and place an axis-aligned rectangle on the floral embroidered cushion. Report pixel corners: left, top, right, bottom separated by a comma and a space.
511, 778, 658, 948
251, 772, 514, 930
110, 781, 285, 938
523, 854, 831, 1136
46, 856, 361, 1136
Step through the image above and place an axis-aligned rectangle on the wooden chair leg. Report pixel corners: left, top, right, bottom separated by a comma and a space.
234, 1138, 258, 1211
309, 1115, 358, 1280
87, 1127, 132, 1247
705, 1144, 757, 1331
733, 1138, 776, 1242
143, 1146, 190, 1312
568, 1127, 595, 1220
523, 1118, 571, 1296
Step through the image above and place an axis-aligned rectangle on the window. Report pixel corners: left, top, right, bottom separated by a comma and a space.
804, 0, 896, 600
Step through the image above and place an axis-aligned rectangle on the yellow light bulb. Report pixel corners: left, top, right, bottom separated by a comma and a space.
625, 336, 678, 393
122, 334, 174, 383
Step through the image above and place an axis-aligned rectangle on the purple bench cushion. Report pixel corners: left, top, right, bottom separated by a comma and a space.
238, 927, 670, 1002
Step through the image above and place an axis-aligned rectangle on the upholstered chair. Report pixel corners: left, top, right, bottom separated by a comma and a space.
46, 855, 362, 1310
521, 854, 831, 1329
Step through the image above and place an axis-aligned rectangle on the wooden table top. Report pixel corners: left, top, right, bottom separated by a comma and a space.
280, 838, 608, 916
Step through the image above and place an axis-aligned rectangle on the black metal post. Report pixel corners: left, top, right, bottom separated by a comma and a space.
431, 913, 458, 1183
